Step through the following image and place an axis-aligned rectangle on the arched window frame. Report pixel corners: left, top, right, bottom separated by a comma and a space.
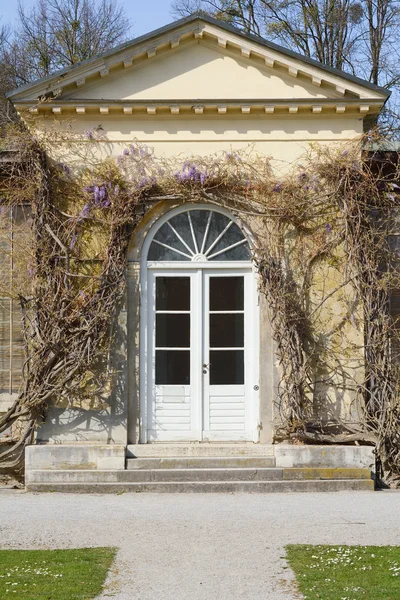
143, 204, 253, 269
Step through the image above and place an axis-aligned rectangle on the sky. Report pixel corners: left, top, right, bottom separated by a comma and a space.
0, 0, 176, 37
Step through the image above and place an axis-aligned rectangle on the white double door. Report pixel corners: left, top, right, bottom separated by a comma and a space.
145, 267, 259, 442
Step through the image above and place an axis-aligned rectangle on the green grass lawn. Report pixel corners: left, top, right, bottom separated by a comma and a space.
286, 545, 400, 600
0, 547, 116, 599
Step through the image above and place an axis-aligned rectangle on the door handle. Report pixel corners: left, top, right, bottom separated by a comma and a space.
202, 363, 211, 374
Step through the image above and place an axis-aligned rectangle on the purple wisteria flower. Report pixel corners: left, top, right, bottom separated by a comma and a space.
273, 182, 283, 192
311, 175, 319, 191
134, 175, 157, 189
77, 203, 91, 221
174, 162, 208, 185
200, 171, 208, 185
325, 223, 332, 233
69, 233, 78, 249
85, 130, 95, 140
224, 151, 241, 162
83, 182, 113, 209
59, 162, 71, 176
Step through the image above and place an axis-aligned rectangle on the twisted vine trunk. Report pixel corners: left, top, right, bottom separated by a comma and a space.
0, 144, 143, 469
258, 256, 313, 431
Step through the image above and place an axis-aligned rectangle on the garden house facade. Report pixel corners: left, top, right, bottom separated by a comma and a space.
4, 13, 389, 481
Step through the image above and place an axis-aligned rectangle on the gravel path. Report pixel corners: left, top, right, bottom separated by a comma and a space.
0, 490, 399, 599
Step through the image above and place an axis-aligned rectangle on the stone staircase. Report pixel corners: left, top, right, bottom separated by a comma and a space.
25, 444, 375, 493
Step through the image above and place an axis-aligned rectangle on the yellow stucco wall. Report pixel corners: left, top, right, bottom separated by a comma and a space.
30, 112, 364, 176
10, 19, 385, 441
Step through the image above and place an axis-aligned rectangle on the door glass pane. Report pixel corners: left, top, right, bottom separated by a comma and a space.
210, 277, 244, 311
168, 213, 196, 253
156, 314, 190, 348
156, 277, 190, 310
148, 223, 191, 261
208, 222, 251, 261
191, 210, 211, 251
210, 314, 244, 348
210, 350, 244, 385
148, 241, 191, 262
156, 350, 190, 384
205, 212, 231, 248
208, 243, 251, 261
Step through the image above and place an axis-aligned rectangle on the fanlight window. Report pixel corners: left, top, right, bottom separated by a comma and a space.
148, 209, 251, 262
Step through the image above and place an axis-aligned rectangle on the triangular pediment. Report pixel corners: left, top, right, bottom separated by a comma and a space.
61, 41, 346, 102
8, 13, 389, 109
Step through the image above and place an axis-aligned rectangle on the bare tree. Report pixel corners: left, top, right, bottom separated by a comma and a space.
173, 0, 363, 69
16, 0, 56, 82
5, 0, 131, 86
172, 0, 400, 129
263, 0, 364, 71
0, 0, 131, 124
364, 0, 400, 87
0, 23, 18, 125
173, 0, 263, 34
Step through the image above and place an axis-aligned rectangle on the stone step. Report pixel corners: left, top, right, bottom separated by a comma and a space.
26, 479, 375, 493
126, 457, 276, 469
26, 467, 372, 485
126, 444, 274, 458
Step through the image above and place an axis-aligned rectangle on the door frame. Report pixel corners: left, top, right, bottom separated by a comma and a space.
138, 204, 260, 444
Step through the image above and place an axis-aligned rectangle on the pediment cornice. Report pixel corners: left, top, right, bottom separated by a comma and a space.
7, 14, 389, 106
15, 97, 381, 117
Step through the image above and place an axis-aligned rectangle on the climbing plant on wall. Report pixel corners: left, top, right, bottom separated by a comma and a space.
0, 124, 399, 484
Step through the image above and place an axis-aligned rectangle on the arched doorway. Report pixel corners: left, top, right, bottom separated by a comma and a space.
139, 205, 260, 442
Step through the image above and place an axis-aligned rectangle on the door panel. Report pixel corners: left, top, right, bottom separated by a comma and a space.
147, 268, 258, 442
148, 271, 200, 441
203, 273, 252, 440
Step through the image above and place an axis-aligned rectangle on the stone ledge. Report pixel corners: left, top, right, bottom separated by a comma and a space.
26, 479, 375, 493
127, 443, 275, 458
25, 444, 125, 477
274, 445, 375, 472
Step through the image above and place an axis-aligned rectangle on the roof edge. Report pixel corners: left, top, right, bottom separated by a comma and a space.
6, 11, 391, 101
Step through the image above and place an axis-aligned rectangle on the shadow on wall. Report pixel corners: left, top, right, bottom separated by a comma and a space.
310, 326, 364, 428
36, 299, 128, 445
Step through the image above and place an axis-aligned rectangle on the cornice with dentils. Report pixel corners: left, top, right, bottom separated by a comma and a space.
6, 13, 390, 104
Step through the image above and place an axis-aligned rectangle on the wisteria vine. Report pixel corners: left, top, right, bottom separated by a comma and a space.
0, 125, 399, 485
